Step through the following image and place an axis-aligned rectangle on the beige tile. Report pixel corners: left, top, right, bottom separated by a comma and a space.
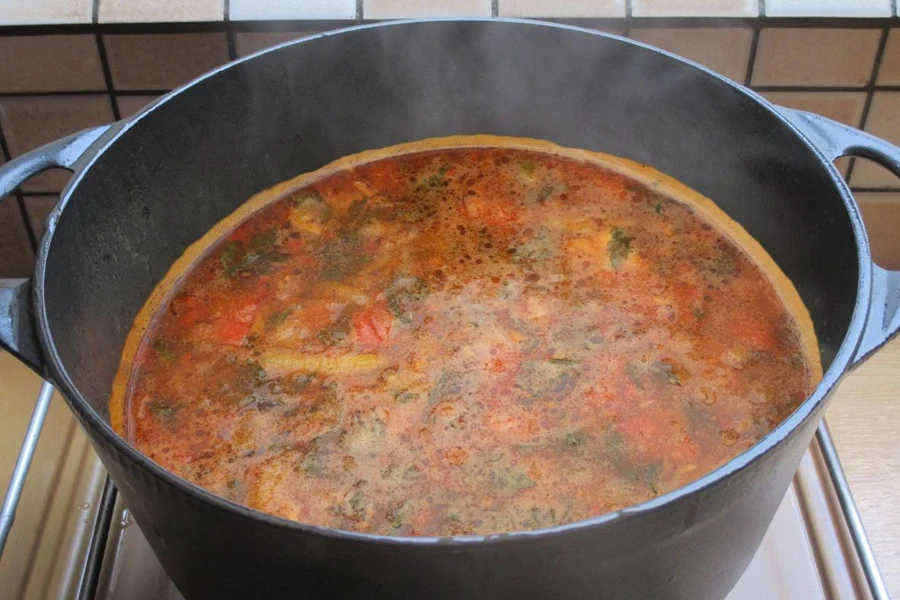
363, 0, 491, 18
231, 0, 355, 20
856, 193, 900, 269
629, 27, 753, 82
760, 91, 866, 127
116, 95, 161, 119
631, 0, 757, 17
0, 0, 92, 25
234, 31, 317, 57
0, 96, 114, 192
0, 35, 104, 94
877, 29, 900, 86
851, 92, 900, 189
99, 0, 224, 23
499, 0, 625, 17
752, 29, 881, 87
766, 0, 890, 17
0, 198, 34, 278
23, 196, 57, 239
104, 33, 229, 91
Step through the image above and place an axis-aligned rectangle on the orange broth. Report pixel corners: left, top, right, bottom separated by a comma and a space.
111, 137, 821, 537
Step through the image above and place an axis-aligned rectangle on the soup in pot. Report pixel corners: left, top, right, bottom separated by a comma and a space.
111, 136, 821, 537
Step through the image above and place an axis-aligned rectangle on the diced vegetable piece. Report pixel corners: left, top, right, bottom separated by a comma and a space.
352, 304, 393, 345
261, 352, 386, 376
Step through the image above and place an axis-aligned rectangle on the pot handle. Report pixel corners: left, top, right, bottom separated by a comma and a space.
776, 107, 900, 368
0, 125, 113, 375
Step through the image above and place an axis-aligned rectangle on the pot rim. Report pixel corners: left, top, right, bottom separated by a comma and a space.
33, 17, 872, 546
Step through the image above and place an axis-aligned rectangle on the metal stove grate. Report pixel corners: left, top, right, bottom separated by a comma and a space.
0, 380, 890, 600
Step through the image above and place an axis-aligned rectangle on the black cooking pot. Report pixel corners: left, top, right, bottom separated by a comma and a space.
1, 19, 898, 600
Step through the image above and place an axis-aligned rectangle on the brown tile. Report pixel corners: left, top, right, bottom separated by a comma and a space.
104, 33, 229, 91
23, 196, 57, 239
760, 91, 866, 127
877, 29, 900, 86
0, 35, 104, 93
234, 32, 317, 57
363, 0, 491, 18
856, 193, 900, 269
760, 91, 864, 179
631, 0, 757, 17
115, 95, 161, 119
0, 198, 34, 278
752, 29, 881, 87
629, 27, 753, 82
499, 0, 625, 17
99, 0, 224, 23
0, 0, 92, 25
851, 92, 900, 189
0, 96, 114, 192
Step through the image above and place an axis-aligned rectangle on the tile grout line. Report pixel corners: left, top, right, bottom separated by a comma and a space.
224, 0, 237, 61
0, 17, 898, 37
0, 103, 39, 252
625, 0, 633, 18
758, 0, 766, 17
844, 26, 890, 184
744, 25, 761, 86
95, 33, 121, 121
491, 0, 498, 18
92, 0, 99, 24
356, 0, 363, 23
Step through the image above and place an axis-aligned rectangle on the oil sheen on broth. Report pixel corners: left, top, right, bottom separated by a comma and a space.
113, 136, 821, 537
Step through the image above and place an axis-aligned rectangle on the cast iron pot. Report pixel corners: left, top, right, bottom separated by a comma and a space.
1, 19, 899, 600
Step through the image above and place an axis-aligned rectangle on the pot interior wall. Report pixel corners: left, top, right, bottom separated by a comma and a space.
41, 20, 859, 420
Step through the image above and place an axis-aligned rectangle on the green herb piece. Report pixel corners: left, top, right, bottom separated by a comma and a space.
153, 339, 177, 362
427, 164, 449, 187
349, 490, 366, 514
493, 465, 536, 491
515, 360, 577, 404
220, 241, 240, 273
402, 465, 424, 480
148, 398, 180, 422
519, 159, 536, 174
394, 390, 419, 404
654, 201, 663, 214
427, 369, 465, 407
692, 306, 706, 320
654, 360, 682, 386
564, 431, 586, 447
266, 309, 293, 327
250, 227, 278, 253
549, 357, 580, 366
608, 227, 633, 270
626, 362, 644, 390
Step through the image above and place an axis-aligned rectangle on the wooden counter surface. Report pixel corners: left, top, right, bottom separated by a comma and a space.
826, 335, 900, 597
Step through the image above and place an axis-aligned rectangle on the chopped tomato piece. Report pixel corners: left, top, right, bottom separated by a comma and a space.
174, 294, 204, 329
215, 318, 252, 345
730, 317, 776, 351
617, 415, 668, 450
461, 195, 518, 229
352, 303, 393, 345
